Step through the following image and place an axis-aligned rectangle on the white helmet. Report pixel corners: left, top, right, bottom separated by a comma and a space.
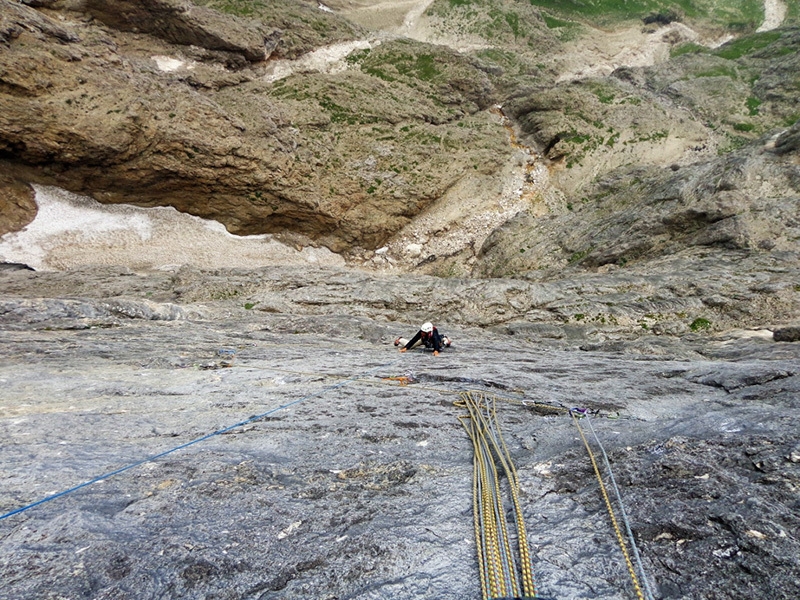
421, 322, 433, 333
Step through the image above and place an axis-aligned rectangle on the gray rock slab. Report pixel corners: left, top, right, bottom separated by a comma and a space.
0, 302, 798, 599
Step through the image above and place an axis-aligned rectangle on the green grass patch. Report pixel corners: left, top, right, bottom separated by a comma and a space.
713, 30, 782, 60
528, 0, 697, 20
733, 122, 755, 132
670, 42, 709, 58
719, 132, 751, 153
565, 132, 593, 144
200, 0, 256, 16
360, 47, 442, 83
745, 96, 761, 115
505, 11, 521, 36
690, 317, 712, 331
526, 0, 767, 25
787, 0, 800, 24
474, 47, 533, 74
588, 82, 617, 104
596, 90, 614, 104
346, 48, 371, 64
528, 0, 763, 30
542, 12, 573, 28
432, 0, 548, 43
627, 130, 669, 144
694, 65, 739, 79
409, 54, 439, 81
568, 247, 592, 263
405, 129, 443, 145
318, 96, 360, 124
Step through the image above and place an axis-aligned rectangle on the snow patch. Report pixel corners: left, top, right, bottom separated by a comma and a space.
265, 40, 375, 82
0, 186, 344, 271
151, 55, 193, 72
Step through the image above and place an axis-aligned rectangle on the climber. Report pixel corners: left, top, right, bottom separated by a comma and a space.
395, 322, 451, 356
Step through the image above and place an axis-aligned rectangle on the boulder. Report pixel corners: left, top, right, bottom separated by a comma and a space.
772, 121, 800, 155
774, 326, 800, 342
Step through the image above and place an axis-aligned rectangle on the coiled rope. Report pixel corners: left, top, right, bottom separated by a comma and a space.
0, 359, 398, 522
457, 391, 538, 600
456, 391, 651, 600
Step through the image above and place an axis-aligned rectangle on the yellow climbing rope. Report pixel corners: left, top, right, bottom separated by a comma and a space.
571, 410, 646, 600
458, 391, 538, 600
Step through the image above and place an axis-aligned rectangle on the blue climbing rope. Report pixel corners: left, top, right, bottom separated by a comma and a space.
1, 359, 399, 521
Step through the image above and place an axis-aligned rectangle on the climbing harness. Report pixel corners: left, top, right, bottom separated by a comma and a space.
457, 391, 539, 600
570, 408, 655, 600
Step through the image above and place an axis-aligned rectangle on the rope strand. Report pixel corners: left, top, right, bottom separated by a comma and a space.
571, 410, 646, 600
1, 359, 400, 521
583, 413, 655, 600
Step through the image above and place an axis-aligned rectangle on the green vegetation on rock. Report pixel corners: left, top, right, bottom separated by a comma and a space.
690, 317, 712, 331
643, 29, 799, 142
713, 30, 783, 59
528, 0, 763, 31
670, 42, 709, 57
429, 0, 552, 47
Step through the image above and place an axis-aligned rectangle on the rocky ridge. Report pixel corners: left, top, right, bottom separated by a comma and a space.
2, 0, 796, 266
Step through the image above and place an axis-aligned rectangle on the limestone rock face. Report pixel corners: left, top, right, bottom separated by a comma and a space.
0, 174, 35, 237
85, 0, 279, 62
643, 29, 800, 140
475, 129, 800, 273
773, 119, 800, 155
2, 1, 799, 301
2, 265, 799, 600
0, 0, 506, 251
504, 28, 800, 196
504, 76, 710, 195
475, 27, 800, 332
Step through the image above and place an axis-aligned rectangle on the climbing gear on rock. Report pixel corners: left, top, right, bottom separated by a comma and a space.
382, 375, 414, 386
